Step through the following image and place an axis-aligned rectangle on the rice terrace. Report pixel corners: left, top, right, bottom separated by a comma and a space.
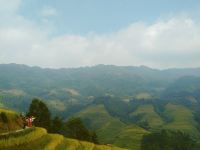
0, 0, 200, 150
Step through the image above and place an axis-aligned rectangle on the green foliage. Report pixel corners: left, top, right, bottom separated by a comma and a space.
76, 104, 149, 150
26, 101, 98, 144
0, 128, 125, 150
93, 97, 132, 122
62, 117, 91, 142
1, 112, 8, 123
91, 131, 99, 144
141, 130, 197, 150
27, 99, 51, 131
194, 109, 200, 132
1, 64, 200, 149
50, 116, 63, 134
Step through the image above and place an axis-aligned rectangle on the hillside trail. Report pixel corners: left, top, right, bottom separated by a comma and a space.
0, 127, 29, 136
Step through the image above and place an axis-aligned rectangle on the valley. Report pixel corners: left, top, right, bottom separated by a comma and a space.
0, 64, 200, 150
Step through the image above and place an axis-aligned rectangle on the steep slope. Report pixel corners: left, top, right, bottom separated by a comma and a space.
0, 127, 127, 150
0, 108, 127, 149
1, 64, 200, 122
130, 104, 164, 129
0, 108, 23, 133
113, 124, 149, 150
163, 103, 199, 136
75, 104, 149, 150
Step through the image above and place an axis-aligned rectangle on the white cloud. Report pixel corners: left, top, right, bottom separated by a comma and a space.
40, 6, 57, 17
0, 0, 22, 14
0, 5, 200, 69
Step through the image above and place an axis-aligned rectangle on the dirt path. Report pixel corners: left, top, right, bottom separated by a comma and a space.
0, 128, 29, 136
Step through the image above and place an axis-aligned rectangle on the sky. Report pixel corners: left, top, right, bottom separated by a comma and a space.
0, 0, 200, 69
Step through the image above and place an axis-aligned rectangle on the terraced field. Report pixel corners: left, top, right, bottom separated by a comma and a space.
76, 104, 149, 150
0, 108, 127, 150
0, 127, 127, 150
0, 108, 24, 133
113, 125, 149, 150
130, 104, 164, 129
163, 103, 199, 136
1, 102, 199, 150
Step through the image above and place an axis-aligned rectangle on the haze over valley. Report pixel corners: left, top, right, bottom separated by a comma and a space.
0, 0, 200, 150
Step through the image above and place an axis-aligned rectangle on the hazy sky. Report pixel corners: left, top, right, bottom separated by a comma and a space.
0, 0, 200, 69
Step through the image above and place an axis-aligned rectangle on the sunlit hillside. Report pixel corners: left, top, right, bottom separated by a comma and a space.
0, 108, 127, 150
0, 127, 127, 150
0, 108, 23, 133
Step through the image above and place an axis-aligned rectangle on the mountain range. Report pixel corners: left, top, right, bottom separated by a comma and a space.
0, 63, 200, 149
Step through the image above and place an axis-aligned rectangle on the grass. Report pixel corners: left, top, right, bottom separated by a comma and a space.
0, 108, 127, 150
113, 125, 149, 150
97, 119, 126, 144
0, 127, 34, 140
76, 104, 148, 150
2, 130, 127, 150
55, 138, 127, 150
4, 134, 52, 150
163, 103, 199, 136
0, 109, 16, 115
76, 104, 121, 130
0, 127, 47, 148
3, 103, 199, 150
0, 108, 23, 133
44, 134, 64, 150
56, 138, 91, 150
130, 104, 164, 128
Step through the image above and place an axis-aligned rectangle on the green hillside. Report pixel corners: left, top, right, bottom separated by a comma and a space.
0, 64, 200, 114
1, 64, 200, 149
76, 104, 149, 150
0, 108, 127, 150
0, 108, 23, 133
113, 125, 149, 150
130, 104, 164, 129
0, 127, 127, 150
163, 103, 199, 136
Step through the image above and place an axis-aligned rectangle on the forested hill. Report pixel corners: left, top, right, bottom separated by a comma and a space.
0, 63, 200, 96
1, 64, 200, 149
0, 63, 200, 112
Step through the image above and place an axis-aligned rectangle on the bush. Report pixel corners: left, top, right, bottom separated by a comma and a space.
141, 130, 197, 150
61, 117, 98, 143
0, 112, 8, 123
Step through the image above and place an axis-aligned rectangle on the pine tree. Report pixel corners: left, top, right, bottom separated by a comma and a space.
50, 116, 63, 133
27, 98, 51, 131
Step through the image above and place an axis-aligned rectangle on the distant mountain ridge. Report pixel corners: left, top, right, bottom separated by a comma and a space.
1, 63, 200, 149
0, 63, 199, 103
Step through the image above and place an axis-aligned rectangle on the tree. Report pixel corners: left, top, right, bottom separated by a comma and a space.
27, 98, 51, 131
62, 117, 91, 141
1, 112, 8, 123
141, 130, 196, 150
0, 112, 9, 130
91, 131, 99, 144
50, 116, 63, 134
